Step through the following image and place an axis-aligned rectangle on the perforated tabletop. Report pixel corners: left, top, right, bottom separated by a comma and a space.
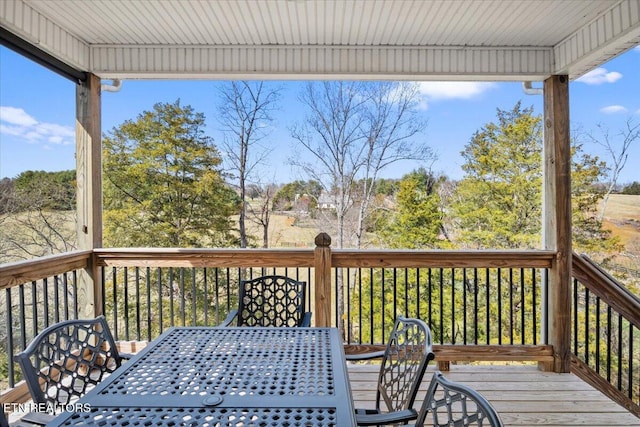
47, 327, 356, 426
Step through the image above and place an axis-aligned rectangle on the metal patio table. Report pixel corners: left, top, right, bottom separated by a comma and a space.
46, 326, 356, 426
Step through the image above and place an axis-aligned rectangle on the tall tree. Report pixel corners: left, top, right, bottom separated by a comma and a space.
355, 82, 433, 248
102, 100, 239, 248
453, 102, 619, 254
290, 81, 366, 249
570, 141, 622, 255
380, 168, 445, 249
290, 81, 431, 333
216, 81, 281, 248
290, 81, 431, 248
453, 102, 543, 249
586, 118, 640, 221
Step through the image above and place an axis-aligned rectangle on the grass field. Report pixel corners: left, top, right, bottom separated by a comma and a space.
601, 194, 640, 246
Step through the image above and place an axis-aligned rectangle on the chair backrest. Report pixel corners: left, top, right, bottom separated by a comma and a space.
236, 275, 308, 327
375, 316, 435, 413
16, 316, 123, 406
415, 371, 504, 427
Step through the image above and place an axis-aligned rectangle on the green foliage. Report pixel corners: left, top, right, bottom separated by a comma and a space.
380, 168, 445, 249
348, 267, 543, 346
102, 100, 240, 248
272, 180, 322, 210
621, 181, 640, 195
453, 102, 543, 249
375, 178, 398, 196
13, 170, 76, 211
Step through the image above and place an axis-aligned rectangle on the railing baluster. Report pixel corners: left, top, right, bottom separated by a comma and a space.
168, 267, 175, 327
180, 268, 186, 327
53, 274, 60, 323
618, 313, 623, 391
532, 268, 537, 345
450, 268, 455, 344
191, 268, 197, 326
158, 268, 164, 334
146, 267, 152, 341
203, 268, 209, 326
607, 305, 612, 382
135, 267, 141, 341
462, 268, 467, 344
508, 268, 514, 345
19, 284, 26, 351
497, 268, 502, 345
439, 268, 444, 344
6, 288, 15, 387
485, 269, 490, 345
123, 266, 130, 340
628, 326, 634, 399
585, 287, 590, 365
43, 277, 49, 328
595, 296, 601, 374
472, 269, 478, 345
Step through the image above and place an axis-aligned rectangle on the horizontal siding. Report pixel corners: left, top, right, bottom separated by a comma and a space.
90, 45, 553, 80
554, 0, 640, 77
0, 0, 89, 70
1, 0, 637, 80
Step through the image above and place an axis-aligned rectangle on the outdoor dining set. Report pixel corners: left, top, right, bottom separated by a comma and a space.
2, 275, 503, 427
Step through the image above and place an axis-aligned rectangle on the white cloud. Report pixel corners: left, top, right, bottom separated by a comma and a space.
418, 82, 497, 100
576, 68, 623, 85
0, 106, 38, 126
0, 106, 74, 146
635, 46, 640, 52
600, 105, 627, 114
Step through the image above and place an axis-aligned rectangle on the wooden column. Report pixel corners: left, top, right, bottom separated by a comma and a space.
314, 233, 332, 327
543, 75, 572, 373
76, 73, 103, 317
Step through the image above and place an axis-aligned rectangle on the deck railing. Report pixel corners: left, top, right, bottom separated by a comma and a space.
2, 235, 638, 417
571, 253, 640, 416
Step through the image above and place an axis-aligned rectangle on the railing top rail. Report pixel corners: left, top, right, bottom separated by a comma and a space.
93, 247, 316, 268
572, 252, 640, 329
332, 249, 556, 268
0, 250, 92, 290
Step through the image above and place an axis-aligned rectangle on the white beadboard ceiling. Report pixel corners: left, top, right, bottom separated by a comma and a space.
1, 0, 639, 81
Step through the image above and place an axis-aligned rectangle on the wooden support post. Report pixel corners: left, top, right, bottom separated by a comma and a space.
76, 73, 103, 317
314, 233, 332, 327
543, 75, 572, 373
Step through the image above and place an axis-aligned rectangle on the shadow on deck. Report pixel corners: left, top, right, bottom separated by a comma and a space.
347, 363, 640, 427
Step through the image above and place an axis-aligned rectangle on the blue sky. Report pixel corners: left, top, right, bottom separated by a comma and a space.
1, 44, 639, 185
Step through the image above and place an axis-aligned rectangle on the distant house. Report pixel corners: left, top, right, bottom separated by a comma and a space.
317, 192, 336, 210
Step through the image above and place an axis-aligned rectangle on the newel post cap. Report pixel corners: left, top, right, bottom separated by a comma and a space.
315, 233, 332, 247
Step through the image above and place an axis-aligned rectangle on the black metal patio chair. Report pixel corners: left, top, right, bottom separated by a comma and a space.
415, 370, 504, 427
377, 370, 504, 427
220, 275, 312, 327
15, 315, 129, 410
346, 316, 435, 426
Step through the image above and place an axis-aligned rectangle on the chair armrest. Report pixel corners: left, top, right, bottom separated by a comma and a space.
355, 409, 417, 426
345, 350, 386, 361
219, 310, 238, 327
301, 312, 312, 327
119, 352, 135, 360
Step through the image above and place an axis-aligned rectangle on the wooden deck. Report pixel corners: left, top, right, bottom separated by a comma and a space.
347, 363, 640, 427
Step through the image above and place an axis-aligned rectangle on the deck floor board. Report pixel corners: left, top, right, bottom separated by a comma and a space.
347, 364, 640, 426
